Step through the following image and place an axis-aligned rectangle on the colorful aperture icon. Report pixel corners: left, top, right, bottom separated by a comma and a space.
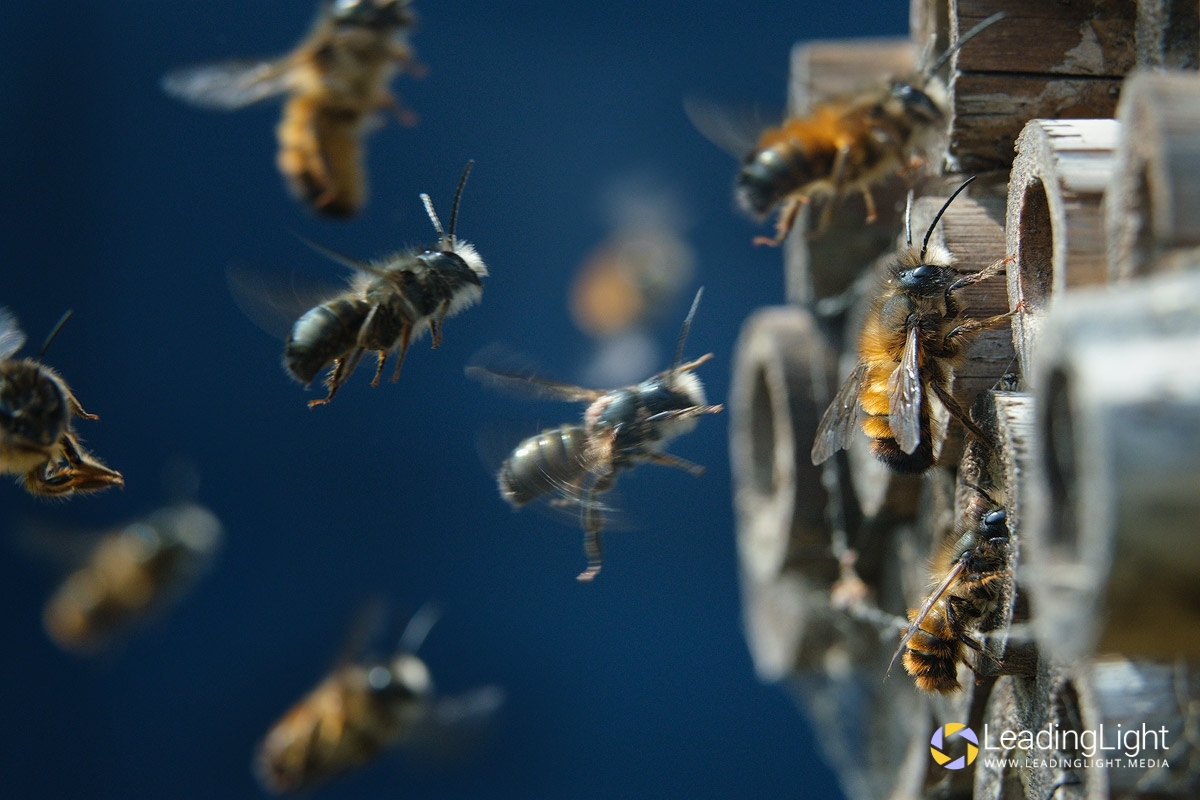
930, 723, 979, 769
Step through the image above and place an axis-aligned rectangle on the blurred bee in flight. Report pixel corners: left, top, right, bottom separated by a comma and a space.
687, 12, 1003, 244
0, 309, 123, 497
42, 503, 223, 653
163, 0, 420, 217
230, 162, 487, 407
467, 289, 723, 581
255, 604, 503, 794
810, 177, 1015, 473
887, 488, 1010, 693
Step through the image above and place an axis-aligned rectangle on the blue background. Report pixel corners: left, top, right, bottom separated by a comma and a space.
0, 2, 906, 798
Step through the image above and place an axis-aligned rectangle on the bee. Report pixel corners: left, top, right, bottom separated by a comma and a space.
887, 490, 1010, 693
0, 309, 123, 497
467, 289, 723, 581
255, 606, 503, 794
689, 12, 1003, 244
233, 162, 487, 407
42, 503, 223, 653
162, 0, 419, 217
810, 177, 1016, 473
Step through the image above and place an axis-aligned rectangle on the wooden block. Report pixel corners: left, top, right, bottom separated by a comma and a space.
1007, 118, 1119, 374
1107, 70, 1200, 279
1027, 269, 1200, 662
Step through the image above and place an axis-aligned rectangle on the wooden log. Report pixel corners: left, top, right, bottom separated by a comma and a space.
783, 38, 915, 305
1135, 0, 1200, 69
939, 1, 1135, 174
1026, 269, 1200, 663
1006, 119, 1118, 374
1107, 69, 1200, 280
729, 305, 841, 679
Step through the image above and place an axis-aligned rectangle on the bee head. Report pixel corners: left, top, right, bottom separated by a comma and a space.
0, 362, 67, 447
896, 260, 955, 295
330, 0, 413, 28
980, 508, 1008, 539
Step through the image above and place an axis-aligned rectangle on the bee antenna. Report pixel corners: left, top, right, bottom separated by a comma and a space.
421, 193, 446, 244
448, 160, 475, 240
964, 482, 999, 507
904, 189, 915, 248
37, 309, 74, 360
926, 11, 1006, 77
398, 601, 442, 655
671, 287, 704, 372
920, 176, 975, 262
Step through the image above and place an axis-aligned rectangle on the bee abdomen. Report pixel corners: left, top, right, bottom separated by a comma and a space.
735, 144, 819, 217
871, 436, 934, 473
285, 299, 370, 384
499, 425, 589, 507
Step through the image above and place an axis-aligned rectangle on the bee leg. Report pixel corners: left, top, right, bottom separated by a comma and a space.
929, 380, 993, 446
577, 474, 614, 582
63, 390, 99, 421
753, 198, 804, 247
860, 185, 878, 224
428, 304, 449, 349
390, 326, 413, 383
642, 450, 706, 477
29, 434, 124, 495
943, 306, 1020, 343
370, 350, 388, 388
310, 351, 359, 407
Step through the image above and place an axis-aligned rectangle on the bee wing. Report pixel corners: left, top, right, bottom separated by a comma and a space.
885, 559, 966, 680
0, 307, 27, 359
682, 97, 773, 160
226, 265, 347, 342
887, 325, 923, 455
464, 365, 606, 404
811, 361, 868, 465
161, 57, 293, 110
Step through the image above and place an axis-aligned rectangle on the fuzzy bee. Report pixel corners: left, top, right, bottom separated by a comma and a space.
688, 12, 1003, 244
231, 163, 487, 407
0, 309, 123, 497
163, 0, 419, 217
467, 289, 723, 581
255, 605, 503, 794
810, 177, 1015, 473
887, 490, 1010, 693
42, 503, 223, 653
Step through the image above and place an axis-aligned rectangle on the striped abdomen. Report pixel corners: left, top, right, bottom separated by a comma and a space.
498, 425, 590, 508
285, 297, 371, 384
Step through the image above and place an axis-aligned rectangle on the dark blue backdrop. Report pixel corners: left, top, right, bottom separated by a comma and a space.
0, 2, 906, 798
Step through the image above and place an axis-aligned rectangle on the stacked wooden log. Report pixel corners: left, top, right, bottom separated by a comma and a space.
728, 3, 1200, 798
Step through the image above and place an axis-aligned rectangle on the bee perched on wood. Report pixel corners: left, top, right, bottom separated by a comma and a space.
688, 13, 1002, 244
255, 606, 503, 794
887, 490, 1010, 693
162, 0, 419, 217
233, 163, 487, 407
810, 177, 1016, 473
467, 289, 723, 581
42, 503, 223, 653
0, 309, 123, 497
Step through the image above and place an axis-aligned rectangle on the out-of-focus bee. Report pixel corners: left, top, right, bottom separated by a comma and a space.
887, 489, 1010, 693
467, 289, 723, 581
255, 606, 503, 794
0, 309, 123, 497
42, 503, 223, 653
688, 12, 1003, 244
234, 163, 487, 407
162, 0, 419, 217
810, 177, 1015, 473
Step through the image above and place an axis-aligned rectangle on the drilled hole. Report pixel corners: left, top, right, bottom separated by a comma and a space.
748, 365, 778, 498
1043, 368, 1078, 552
1018, 178, 1054, 308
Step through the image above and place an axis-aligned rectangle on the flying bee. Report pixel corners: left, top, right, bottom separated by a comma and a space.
232, 163, 487, 407
688, 12, 1003, 244
41, 503, 223, 653
255, 605, 503, 794
810, 177, 1016, 473
0, 309, 123, 497
467, 289, 723, 581
887, 489, 1010, 693
162, 0, 419, 217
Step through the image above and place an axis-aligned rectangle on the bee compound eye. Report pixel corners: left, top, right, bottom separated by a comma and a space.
913, 264, 936, 279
